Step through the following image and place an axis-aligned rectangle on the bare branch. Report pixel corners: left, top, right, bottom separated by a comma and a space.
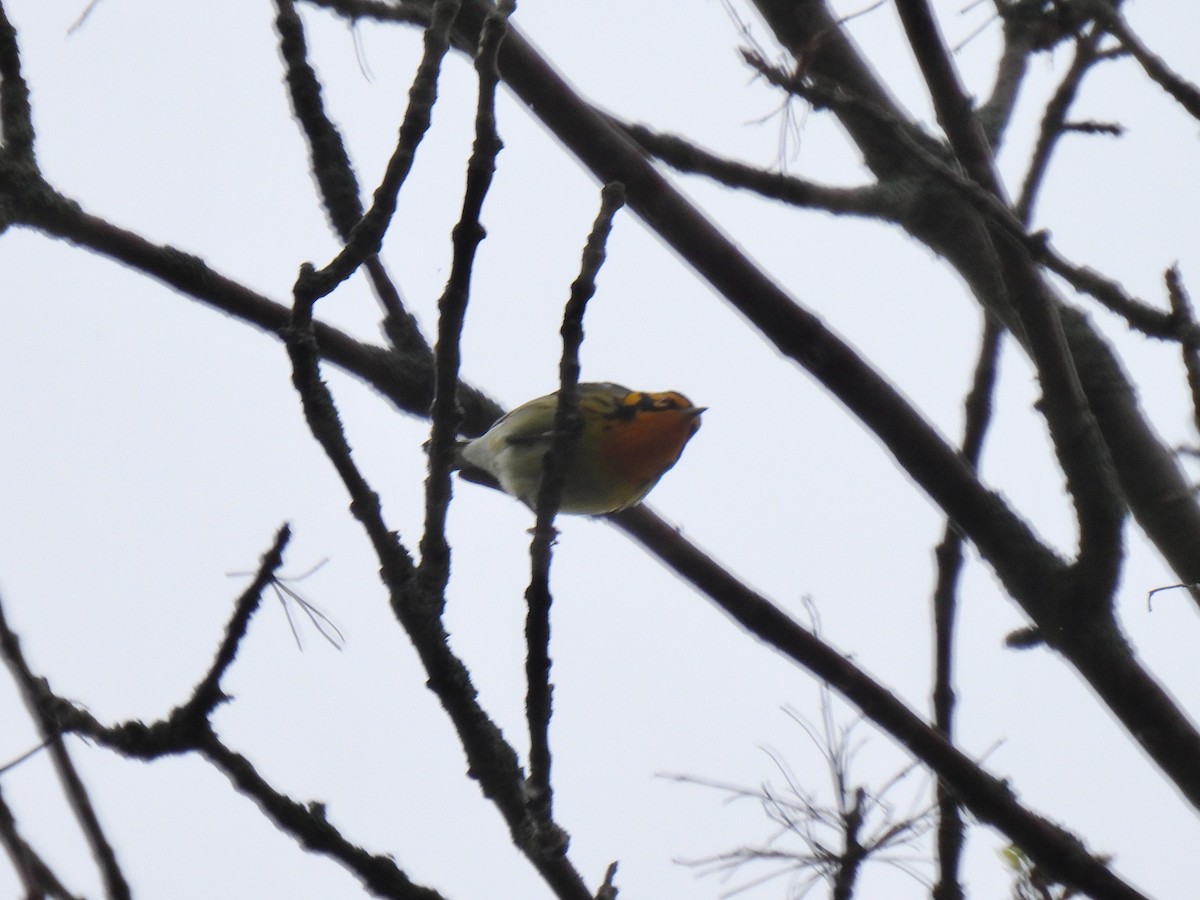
185, 525, 293, 716
931, 316, 1004, 900
286, 239, 594, 899
274, 0, 365, 238
199, 735, 447, 900
1040, 248, 1188, 339
977, 13, 1035, 147
616, 119, 895, 219
274, 0, 416, 326
0, 595, 131, 900
0, 785, 83, 900
892, 0, 1124, 611
0, 0, 34, 162
1094, 1, 1200, 122
1165, 266, 1200, 436
298, 0, 462, 304
610, 506, 1146, 899
525, 183, 626, 831
1017, 27, 1112, 224
418, 0, 510, 604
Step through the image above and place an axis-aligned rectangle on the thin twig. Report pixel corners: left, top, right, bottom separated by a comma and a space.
1094, 2, 1200, 122
1017, 27, 1108, 224
266, 573, 346, 652
595, 862, 619, 900
185, 525, 293, 715
297, 0, 462, 304
274, 0, 413, 325
525, 183, 626, 825
418, 0, 510, 605
931, 316, 1003, 900
1165, 266, 1200, 435
616, 119, 894, 219
275, 0, 365, 238
285, 183, 594, 900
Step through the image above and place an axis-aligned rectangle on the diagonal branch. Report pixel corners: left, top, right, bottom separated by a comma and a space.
0, 595, 130, 900
891, 0, 1124, 614
1165, 266, 1200, 436
274, 0, 416, 327
298, 0, 462, 304
609, 506, 1147, 900
616, 120, 895, 219
1093, 2, 1200, 122
198, 734, 447, 899
184, 525, 292, 717
0, 785, 82, 900
1017, 26, 1111, 224
3, 170, 502, 434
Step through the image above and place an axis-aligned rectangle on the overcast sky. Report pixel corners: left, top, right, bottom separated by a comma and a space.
1, 1, 1198, 898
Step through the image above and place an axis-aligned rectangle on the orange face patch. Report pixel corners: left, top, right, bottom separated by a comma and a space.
599, 391, 703, 487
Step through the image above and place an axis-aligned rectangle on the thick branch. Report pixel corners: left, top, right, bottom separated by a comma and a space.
609, 506, 1146, 900
0, 0, 34, 162
892, 0, 1124, 614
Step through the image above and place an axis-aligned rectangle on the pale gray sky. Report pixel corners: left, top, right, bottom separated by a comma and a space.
1, 1, 1198, 897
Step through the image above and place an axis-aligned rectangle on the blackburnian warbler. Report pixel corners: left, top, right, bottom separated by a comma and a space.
454, 382, 704, 515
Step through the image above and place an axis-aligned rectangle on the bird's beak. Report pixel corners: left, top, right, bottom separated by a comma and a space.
686, 406, 707, 418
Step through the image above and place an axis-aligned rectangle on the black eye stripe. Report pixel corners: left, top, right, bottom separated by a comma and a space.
603, 392, 691, 420
608, 402, 638, 421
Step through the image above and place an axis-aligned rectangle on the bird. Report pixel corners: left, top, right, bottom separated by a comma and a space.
454, 382, 704, 515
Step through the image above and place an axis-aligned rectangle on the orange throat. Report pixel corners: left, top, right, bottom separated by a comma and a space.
600, 410, 701, 488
